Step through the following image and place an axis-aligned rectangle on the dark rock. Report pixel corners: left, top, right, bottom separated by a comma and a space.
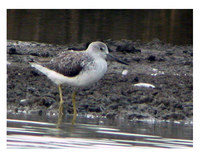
88, 106, 102, 112
42, 97, 55, 108
105, 39, 141, 53
147, 55, 156, 61
30, 70, 40, 76
134, 76, 139, 82
183, 50, 188, 53
116, 44, 141, 53
8, 48, 17, 54
127, 112, 150, 120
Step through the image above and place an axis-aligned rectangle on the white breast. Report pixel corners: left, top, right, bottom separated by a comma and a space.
73, 58, 108, 87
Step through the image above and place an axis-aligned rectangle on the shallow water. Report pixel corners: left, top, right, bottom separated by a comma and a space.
7, 113, 193, 149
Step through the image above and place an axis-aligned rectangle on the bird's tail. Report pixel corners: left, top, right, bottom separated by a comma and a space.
29, 62, 72, 85
30, 62, 51, 77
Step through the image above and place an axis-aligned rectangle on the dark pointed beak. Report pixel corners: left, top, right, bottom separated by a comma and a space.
107, 53, 129, 65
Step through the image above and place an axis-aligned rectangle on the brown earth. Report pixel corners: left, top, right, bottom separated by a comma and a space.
7, 39, 193, 123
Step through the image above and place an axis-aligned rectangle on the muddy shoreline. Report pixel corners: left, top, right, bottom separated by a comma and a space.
7, 39, 193, 123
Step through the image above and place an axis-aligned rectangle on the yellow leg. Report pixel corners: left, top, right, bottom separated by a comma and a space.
72, 91, 77, 116
58, 84, 64, 115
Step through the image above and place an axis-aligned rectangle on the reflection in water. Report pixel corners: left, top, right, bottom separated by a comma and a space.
7, 113, 192, 149
57, 112, 77, 128
7, 9, 193, 45
57, 113, 64, 128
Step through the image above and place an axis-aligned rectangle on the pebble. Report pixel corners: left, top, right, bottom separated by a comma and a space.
134, 83, 155, 88
122, 69, 128, 76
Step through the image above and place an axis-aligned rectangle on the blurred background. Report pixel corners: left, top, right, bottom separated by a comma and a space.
7, 9, 193, 45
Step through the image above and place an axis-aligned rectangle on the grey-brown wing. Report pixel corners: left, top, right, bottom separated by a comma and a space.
43, 51, 91, 77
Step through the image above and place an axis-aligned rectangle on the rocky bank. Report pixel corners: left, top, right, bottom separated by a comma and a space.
7, 39, 193, 123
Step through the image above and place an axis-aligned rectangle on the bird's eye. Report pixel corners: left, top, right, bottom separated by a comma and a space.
100, 47, 104, 51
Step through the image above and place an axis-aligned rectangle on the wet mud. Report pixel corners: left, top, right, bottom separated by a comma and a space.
7, 39, 193, 123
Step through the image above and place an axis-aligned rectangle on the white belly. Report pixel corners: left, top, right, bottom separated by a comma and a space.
74, 59, 108, 87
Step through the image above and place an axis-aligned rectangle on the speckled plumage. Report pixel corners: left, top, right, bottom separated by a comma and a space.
43, 51, 94, 77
